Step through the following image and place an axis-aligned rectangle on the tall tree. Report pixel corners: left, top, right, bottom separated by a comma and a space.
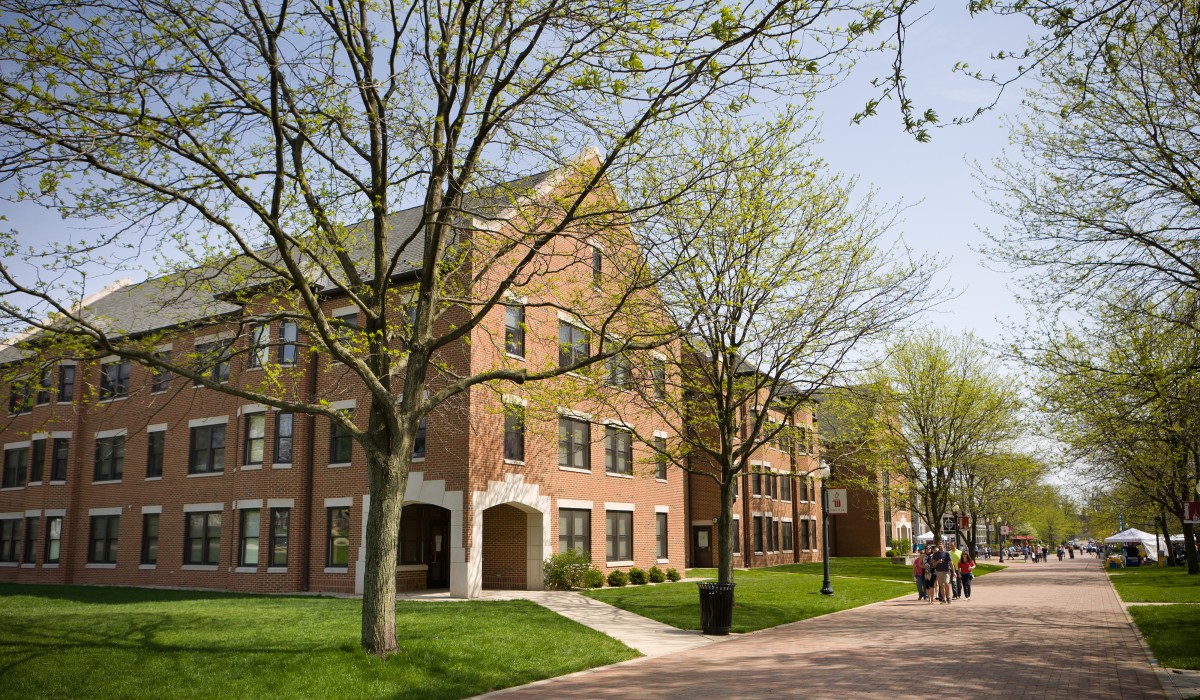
984, 0, 1200, 318
954, 451, 1046, 552
587, 112, 941, 587
867, 330, 1022, 544
0, 0, 900, 656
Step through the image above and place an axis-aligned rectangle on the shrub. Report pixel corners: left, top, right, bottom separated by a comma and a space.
582, 568, 606, 589
665, 567, 682, 582
543, 549, 593, 590
885, 549, 895, 558
628, 567, 648, 585
606, 569, 630, 587
647, 565, 666, 583
893, 538, 913, 556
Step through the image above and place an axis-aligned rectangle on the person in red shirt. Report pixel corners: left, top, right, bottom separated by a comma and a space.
957, 550, 976, 600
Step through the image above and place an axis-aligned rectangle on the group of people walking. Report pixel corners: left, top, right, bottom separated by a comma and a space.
911, 542, 975, 604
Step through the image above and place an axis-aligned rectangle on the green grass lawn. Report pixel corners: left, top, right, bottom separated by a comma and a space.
0, 584, 637, 700
1108, 565, 1200, 602
1127, 605, 1200, 670
583, 561, 911, 633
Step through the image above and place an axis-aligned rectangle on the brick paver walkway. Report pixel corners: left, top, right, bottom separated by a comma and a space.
481, 555, 1164, 699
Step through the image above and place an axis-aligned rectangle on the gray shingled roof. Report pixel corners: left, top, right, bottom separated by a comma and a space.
0, 167, 559, 364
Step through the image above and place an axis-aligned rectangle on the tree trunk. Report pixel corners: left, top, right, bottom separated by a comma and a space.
1183, 522, 1198, 575
1158, 513, 1172, 567
717, 475, 736, 584
361, 436, 412, 657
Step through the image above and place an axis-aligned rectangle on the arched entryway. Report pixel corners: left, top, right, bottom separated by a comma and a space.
481, 503, 536, 590
398, 503, 452, 590
468, 473, 551, 597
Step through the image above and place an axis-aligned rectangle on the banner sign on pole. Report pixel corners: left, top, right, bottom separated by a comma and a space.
826, 489, 848, 515
959, 515, 970, 530
1184, 501, 1200, 524
942, 516, 957, 532
1000, 525, 1010, 536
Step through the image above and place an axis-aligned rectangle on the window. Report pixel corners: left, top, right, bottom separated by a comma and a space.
151, 351, 171, 393
781, 474, 792, 502
58, 365, 75, 402
800, 519, 811, 550
751, 470, 761, 497
189, 424, 226, 474
733, 475, 738, 498
3, 447, 28, 488
240, 509, 260, 566
8, 379, 30, 415
247, 324, 269, 368
0, 519, 19, 562
279, 321, 298, 365
23, 516, 38, 564
30, 439, 45, 482
774, 519, 782, 553
244, 414, 265, 465
605, 511, 632, 562
558, 417, 590, 470
99, 360, 130, 399
327, 507, 350, 567
146, 431, 165, 478
274, 412, 294, 464
185, 511, 221, 565
141, 513, 159, 564
503, 404, 525, 462
504, 305, 525, 357
591, 245, 602, 286
559, 508, 591, 554
763, 471, 773, 499
330, 416, 353, 464
652, 358, 666, 399
93, 435, 125, 482
269, 508, 290, 567
413, 417, 426, 459
45, 516, 62, 563
88, 514, 119, 564
732, 519, 741, 554
656, 513, 668, 559
766, 516, 775, 552
558, 321, 589, 369
753, 515, 763, 553
36, 368, 52, 405
604, 426, 632, 476
50, 438, 69, 481
654, 437, 667, 480
334, 309, 359, 345
194, 341, 231, 385
809, 477, 816, 501
782, 521, 793, 551
606, 352, 631, 389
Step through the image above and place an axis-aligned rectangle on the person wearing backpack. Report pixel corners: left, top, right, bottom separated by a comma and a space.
912, 552, 929, 601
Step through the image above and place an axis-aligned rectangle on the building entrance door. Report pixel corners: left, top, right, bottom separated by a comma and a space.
692, 525, 713, 568
426, 519, 449, 588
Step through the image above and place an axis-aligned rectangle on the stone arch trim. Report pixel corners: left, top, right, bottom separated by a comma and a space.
355, 472, 464, 596
467, 473, 551, 598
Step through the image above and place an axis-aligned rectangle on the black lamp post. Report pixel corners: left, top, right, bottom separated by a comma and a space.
819, 462, 833, 596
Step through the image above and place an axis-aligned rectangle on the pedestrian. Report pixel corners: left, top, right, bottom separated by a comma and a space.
957, 550, 976, 600
912, 551, 928, 601
949, 541, 963, 600
930, 543, 953, 604
923, 550, 937, 604
1023, 546, 1030, 563
1057, 546, 1064, 561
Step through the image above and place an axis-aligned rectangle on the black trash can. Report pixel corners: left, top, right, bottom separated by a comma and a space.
697, 581, 736, 635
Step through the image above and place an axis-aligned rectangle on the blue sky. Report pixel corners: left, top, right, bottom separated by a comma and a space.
809, 4, 1041, 348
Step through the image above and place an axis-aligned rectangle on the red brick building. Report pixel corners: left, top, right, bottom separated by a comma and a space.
684, 384, 825, 570
0, 167, 686, 597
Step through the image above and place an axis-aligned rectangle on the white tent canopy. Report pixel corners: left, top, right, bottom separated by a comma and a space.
916, 531, 936, 541
1104, 528, 1163, 561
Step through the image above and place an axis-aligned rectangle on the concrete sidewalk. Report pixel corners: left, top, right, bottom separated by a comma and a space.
476, 556, 1166, 699
397, 587, 720, 657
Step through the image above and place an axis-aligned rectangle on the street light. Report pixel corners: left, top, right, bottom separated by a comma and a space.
819, 461, 833, 596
